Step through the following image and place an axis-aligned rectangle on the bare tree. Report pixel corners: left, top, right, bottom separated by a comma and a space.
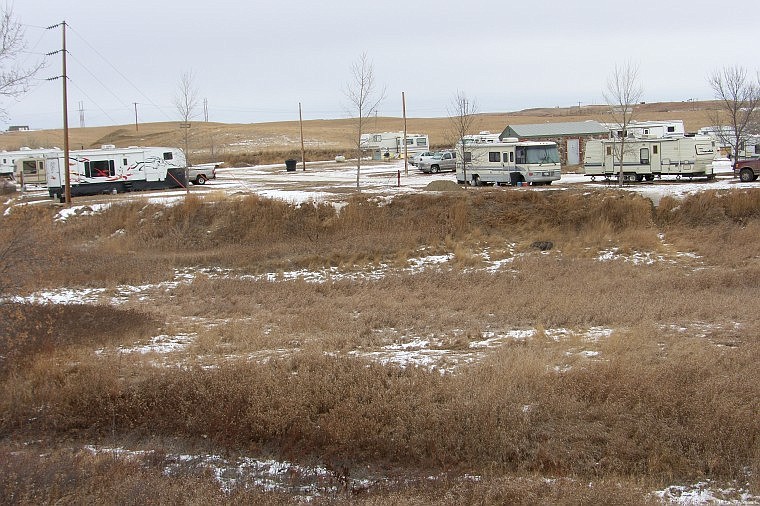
604, 62, 643, 187
447, 90, 479, 185
174, 70, 200, 164
345, 52, 384, 190
0, 4, 44, 117
707, 65, 760, 160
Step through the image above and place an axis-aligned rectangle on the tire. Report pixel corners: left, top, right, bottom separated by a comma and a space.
739, 168, 754, 183
644, 174, 655, 181
472, 175, 481, 187
431, 165, 440, 174
195, 174, 207, 185
635, 174, 644, 182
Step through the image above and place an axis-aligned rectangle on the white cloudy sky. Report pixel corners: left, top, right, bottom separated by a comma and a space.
4, 0, 759, 129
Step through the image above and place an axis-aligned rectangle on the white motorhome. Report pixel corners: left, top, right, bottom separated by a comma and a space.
457, 138, 562, 186
0, 147, 62, 180
583, 136, 716, 182
360, 132, 430, 160
34, 145, 188, 200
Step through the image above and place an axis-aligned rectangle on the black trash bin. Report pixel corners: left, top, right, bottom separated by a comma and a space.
285, 159, 297, 172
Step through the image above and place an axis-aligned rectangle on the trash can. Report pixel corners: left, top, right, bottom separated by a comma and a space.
285, 159, 297, 172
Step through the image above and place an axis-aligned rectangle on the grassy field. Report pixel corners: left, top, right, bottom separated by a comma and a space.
0, 100, 722, 167
0, 187, 758, 503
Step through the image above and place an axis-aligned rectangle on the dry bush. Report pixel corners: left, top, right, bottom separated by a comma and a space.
0, 206, 64, 296
0, 303, 159, 378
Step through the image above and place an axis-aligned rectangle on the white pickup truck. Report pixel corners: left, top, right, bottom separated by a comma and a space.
187, 163, 220, 185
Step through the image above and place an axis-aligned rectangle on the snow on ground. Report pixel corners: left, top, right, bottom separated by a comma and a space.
9, 159, 756, 216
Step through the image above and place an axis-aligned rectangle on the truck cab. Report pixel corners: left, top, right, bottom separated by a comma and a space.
733, 158, 760, 182
418, 150, 456, 173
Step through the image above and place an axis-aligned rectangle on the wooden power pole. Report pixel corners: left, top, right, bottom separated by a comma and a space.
402, 92, 408, 176
299, 102, 306, 171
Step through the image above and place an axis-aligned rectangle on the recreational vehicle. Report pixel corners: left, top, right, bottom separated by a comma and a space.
583, 136, 716, 182
602, 120, 685, 140
0, 147, 62, 179
456, 139, 562, 186
360, 132, 430, 160
38, 145, 187, 200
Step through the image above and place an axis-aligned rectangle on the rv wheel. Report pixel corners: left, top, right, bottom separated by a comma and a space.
471, 175, 481, 186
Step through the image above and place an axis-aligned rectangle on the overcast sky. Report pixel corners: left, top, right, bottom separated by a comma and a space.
4, 0, 759, 130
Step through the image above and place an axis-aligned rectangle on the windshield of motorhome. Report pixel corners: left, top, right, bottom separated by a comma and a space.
516, 146, 560, 164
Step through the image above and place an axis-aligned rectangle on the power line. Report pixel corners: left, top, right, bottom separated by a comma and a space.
67, 24, 173, 121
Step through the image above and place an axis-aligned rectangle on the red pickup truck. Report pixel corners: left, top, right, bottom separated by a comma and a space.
734, 158, 760, 182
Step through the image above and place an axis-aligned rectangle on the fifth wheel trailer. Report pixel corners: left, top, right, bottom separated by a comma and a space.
583, 136, 716, 182
34, 145, 188, 200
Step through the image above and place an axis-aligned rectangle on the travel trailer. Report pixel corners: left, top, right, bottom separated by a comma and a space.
0, 147, 62, 179
456, 138, 562, 186
360, 132, 430, 159
33, 145, 188, 200
583, 136, 716, 182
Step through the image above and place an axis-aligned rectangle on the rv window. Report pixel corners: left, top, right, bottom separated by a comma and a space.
85, 159, 115, 178
509, 152, 514, 163
406, 138, 414, 145
418, 138, 427, 147
667, 126, 675, 133
488, 152, 500, 162
123, 158, 128, 165
640, 148, 650, 165
464, 152, 472, 162
163, 152, 173, 160
606, 146, 613, 156
22, 160, 38, 175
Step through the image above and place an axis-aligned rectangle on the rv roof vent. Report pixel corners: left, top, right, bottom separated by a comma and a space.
127, 145, 138, 148
20, 146, 31, 150
101, 144, 116, 150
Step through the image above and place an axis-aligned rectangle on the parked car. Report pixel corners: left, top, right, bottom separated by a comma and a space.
409, 151, 436, 166
187, 163, 220, 185
418, 150, 457, 173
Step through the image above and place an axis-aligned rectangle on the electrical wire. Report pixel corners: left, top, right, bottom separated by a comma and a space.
67, 24, 173, 121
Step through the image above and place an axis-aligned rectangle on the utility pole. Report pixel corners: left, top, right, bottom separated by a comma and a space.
402, 91, 408, 176
299, 102, 306, 171
133, 102, 138, 131
203, 98, 209, 122
47, 21, 71, 206
78, 101, 85, 128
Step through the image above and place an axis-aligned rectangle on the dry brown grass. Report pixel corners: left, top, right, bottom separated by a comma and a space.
1, 188, 759, 502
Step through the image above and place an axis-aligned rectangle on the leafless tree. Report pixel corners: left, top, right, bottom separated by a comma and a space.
0, 4, 44, 117
174, 70, 200, 164
707, 65, 760, 160
345, 52, 384, 190
604, 62, 643, 187
447, 90, 479, 185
